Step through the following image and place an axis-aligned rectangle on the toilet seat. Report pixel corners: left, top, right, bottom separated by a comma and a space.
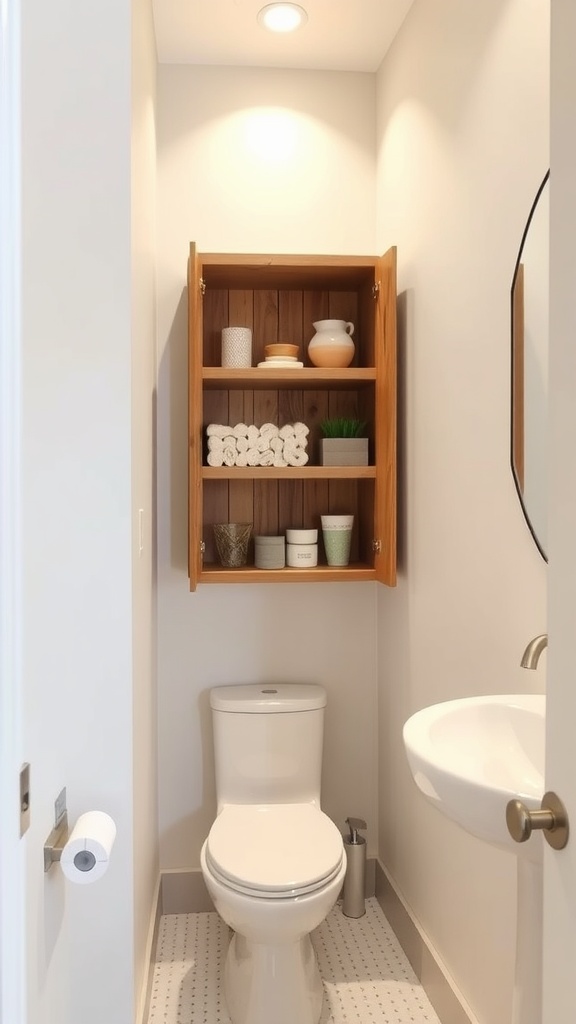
205, 803, 344, 899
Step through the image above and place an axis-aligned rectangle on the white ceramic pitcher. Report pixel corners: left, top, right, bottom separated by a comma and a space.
307, 319, 355, 368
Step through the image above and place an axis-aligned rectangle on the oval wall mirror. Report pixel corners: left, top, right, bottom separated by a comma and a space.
511, 170, 549, 561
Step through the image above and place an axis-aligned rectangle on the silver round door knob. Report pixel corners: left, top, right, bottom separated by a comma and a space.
506, 791, 569, 850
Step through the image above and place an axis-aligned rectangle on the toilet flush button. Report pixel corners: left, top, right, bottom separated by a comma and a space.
261, 688, 278, 694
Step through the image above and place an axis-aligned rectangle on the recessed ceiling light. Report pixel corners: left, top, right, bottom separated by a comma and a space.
257, 3, 308, 33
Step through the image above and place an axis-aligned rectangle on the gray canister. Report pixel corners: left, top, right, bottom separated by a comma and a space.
342, 817, 367, 918
254, 535, 285, 569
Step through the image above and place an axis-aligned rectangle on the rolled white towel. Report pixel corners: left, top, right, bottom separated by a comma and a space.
236, 436, 249, 453
246, 447, 260, 466
286, 437, 308, 454
256, 435, 272, 453
279, 424, 296, 441
284, 446, 309, 467
270, 436, 284, 453
283, 437, 308, 456
207, 436, 224, 451
222, 435, 237, 448
223, 445, 237, 467
232, 423, 249, 439
259, 450, 275, 466
293, 421, 310, 440
235, 452, 249, 467
206, 424, 230, 438
273, 453, 288, 467
247, 425, 259, 445
260, 422, 279, 439
207, 450, 224, 467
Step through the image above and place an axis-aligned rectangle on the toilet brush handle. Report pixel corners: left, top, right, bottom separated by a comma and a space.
345, 817, 367, 844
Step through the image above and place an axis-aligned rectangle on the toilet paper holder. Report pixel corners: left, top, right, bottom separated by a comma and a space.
44, 809, 69, 872
44, 788, 117, 880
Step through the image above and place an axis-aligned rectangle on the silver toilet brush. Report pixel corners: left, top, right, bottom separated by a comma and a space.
342, 817, 367, 918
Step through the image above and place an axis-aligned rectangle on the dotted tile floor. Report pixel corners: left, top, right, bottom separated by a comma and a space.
147, 897, 442, 1024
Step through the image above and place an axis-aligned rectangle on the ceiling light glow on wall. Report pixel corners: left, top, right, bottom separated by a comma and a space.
257, 3, 308, 33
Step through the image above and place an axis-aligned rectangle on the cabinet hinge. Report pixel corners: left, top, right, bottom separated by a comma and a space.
199, 278, 206, 296
200, 541, 206, 557
372, 539, 382, 554
372, 281, 380, 299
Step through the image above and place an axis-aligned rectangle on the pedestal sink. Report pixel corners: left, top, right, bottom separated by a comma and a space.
403, 694, 545, 1024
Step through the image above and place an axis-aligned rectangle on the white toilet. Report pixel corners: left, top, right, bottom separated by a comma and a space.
200, 682, 345, 1024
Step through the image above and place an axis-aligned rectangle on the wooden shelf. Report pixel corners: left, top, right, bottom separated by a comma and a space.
198, 253, 381, 291
202, 466, 377, 481
202, 367, 376, 389
199, 563, 378, 584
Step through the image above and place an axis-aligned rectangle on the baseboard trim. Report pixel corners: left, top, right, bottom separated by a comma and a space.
160, 857, 377, 916
138, 875, 162, 1024
375, 861, 479, 1024
161, 868, 214, 914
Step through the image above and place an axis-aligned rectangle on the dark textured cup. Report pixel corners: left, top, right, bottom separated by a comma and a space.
213, 523, 252, 567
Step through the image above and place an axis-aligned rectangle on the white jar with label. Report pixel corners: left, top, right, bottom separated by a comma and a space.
286, 529, 318, 567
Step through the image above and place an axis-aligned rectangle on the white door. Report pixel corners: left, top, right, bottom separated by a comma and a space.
543, 2, 576, 1021
0, 0, 26, 1021
1, 0, 138, 1021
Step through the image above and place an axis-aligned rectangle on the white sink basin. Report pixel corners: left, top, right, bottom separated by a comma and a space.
403, 694, 545, 857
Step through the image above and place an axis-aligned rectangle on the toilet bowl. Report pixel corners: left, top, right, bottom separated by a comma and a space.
201, 803, 345, 1024
200, 683, 344, 1024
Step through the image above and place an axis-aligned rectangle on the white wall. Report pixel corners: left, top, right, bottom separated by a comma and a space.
375, 2, 549, 1022
20, 0, 158, 1021
153, 8, 550, 1018
156, 65, 380, 869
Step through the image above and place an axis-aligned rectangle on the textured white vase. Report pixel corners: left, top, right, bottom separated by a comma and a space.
221, 327, 252, 367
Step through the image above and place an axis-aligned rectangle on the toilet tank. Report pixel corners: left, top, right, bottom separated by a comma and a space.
210, 683, 327, 811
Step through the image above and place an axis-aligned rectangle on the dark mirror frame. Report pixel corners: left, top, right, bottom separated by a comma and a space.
510, 169, 550, 563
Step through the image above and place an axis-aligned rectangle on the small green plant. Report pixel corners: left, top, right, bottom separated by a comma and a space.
320, 417, 366, 438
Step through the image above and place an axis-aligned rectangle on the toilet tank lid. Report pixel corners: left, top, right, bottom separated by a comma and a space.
210, 683, 327, 713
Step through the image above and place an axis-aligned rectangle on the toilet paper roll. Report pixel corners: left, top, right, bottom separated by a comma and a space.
60, 811, 116, 885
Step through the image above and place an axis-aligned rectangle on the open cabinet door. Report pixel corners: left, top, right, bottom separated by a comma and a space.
374, 246, 397, 586
188, 242, 203, 591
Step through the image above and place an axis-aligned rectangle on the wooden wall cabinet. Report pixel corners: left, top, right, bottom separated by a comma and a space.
187, 246, 397, 590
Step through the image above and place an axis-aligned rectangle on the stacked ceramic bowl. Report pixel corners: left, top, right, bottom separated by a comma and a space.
257, 344, 303, 369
